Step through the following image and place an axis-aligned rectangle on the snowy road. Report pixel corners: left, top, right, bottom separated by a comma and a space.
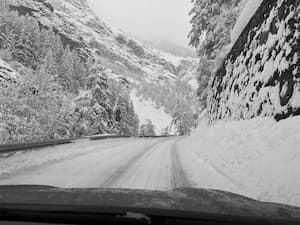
0, 137, 236, 191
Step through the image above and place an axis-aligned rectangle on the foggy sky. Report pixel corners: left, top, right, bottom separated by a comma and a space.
87, 0, 193, 48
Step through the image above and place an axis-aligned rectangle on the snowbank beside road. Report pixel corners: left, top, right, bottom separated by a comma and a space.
178, 116, 300, 207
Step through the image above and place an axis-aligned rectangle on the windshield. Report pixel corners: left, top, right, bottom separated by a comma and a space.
0, 0, 300, 218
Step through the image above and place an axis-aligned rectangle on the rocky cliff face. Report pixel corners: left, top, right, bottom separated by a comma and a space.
208, 0, 300, 123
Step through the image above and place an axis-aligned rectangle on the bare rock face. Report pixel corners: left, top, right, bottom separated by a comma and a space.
208, 0, 300, 123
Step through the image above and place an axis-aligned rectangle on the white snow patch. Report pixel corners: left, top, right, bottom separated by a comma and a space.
178, 116, 300, 207
291, 86, 300, 108
158, 51, 184, 67
130, 90, 175, 135
188, 78, 198, 90
231, 0, 264, 44
123, 212, 151, 224
0, 58, 19, 83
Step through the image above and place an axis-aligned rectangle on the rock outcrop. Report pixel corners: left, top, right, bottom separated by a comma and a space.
208, 0, 300, 123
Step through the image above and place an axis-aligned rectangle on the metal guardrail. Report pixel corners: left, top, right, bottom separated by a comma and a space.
0, 135, 131, 153
89, 135, 177, 140
139, 135, 177, 138
89, 135, 131, 141
0, 139, 72, 154
0, 135, 177, 154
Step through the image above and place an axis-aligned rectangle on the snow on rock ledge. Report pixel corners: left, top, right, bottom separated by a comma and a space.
208, 0, 300, 123
0, 58, 19, 86
231, 0, 264, 44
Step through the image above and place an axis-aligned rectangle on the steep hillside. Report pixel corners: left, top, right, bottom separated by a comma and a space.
9, 0, 198, 82
141, 39, 197, 58
1, 0, 199, 140
208, 0, 300, 123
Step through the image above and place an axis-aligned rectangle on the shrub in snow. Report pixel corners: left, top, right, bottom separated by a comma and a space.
115, 34, 127, 45
208, 0, 300, 123
127, 40, 145, 58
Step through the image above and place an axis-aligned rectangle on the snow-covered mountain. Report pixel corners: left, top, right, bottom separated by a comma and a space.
140, 39, 197, 58
5, 0, 199, 134
7, 0, 196, 82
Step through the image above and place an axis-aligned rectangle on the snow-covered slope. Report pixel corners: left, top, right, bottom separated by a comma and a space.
6, 0, 198, 130
178, 115, 300, 207
7, 0, 194, 82
130, 90, 175, 135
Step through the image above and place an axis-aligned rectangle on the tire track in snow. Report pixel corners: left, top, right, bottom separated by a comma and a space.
107, 139, 175, 190
100, 138, 168, 188
0, 139, 160, 187
170, 140, 191, 189
206, 162, 248, 192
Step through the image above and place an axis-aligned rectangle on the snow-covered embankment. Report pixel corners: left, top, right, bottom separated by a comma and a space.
178, 115, 300, 207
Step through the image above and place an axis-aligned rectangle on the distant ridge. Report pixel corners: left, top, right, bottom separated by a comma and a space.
137, 38, 197, 58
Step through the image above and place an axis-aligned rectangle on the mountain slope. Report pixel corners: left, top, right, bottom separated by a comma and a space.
3, 0, 199, 137
8, 0, 192, 82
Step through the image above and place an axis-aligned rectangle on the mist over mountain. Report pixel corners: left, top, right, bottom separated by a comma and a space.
137, 38, 197, 58
150, 40, 197, 58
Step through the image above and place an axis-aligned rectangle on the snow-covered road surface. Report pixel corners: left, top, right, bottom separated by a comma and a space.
0, 137, 232, 190
1, 123, 300, 209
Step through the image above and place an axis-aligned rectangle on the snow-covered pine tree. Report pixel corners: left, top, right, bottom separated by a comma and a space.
189, 0, 241, 58
113, 95, 127, 134
84, 62, 114, 134
42, 49, 58, 80
0, 0, 7, 11
72, 52, 86, 91
189, 0, 244, 108
38, 29, 59, 64
128, 101, 139, 136
52, 34, 65, 65
122, 98, 134, 135
0, 7, 16, 51
139, 124, 146, 137
144, 120, 156, 136
13, 16, 41, 69
58, 45, 74, 92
